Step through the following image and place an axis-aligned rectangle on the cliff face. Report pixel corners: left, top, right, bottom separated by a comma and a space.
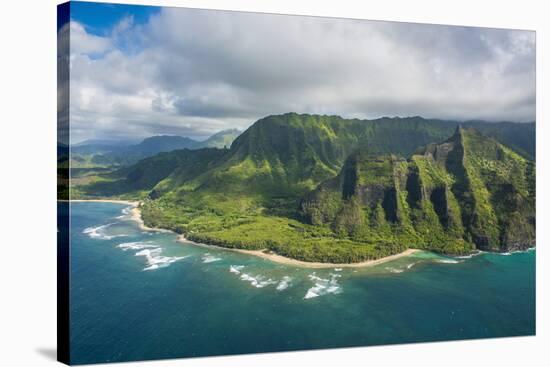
302, 127, 535, 254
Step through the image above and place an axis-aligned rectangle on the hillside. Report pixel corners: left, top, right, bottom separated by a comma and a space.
302, 127, 535, 253
73, 113, 536, 262
71, 148, 227, 199
145, 113, 535, 215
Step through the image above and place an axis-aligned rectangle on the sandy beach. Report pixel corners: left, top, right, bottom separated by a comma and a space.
129, 206, 172, 233
70, 199, 139, 206
177, 234, 419, 268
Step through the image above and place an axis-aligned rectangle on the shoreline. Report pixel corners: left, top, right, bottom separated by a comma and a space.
68, 199, 168, 232
177, 234, 420, 268
129, 206, 172, 233
68, 200, 535, 268
68, 199, 140, 206
71, 199, 420, 268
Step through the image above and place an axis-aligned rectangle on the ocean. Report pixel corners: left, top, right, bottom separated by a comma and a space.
64, 202, 535, 364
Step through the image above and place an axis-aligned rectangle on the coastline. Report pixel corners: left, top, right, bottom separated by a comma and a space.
177, 234, 419, 268
72, 199, 420, 268
69, 199, 167, 232
69, 199, 139, 206
129, 206, 172, 233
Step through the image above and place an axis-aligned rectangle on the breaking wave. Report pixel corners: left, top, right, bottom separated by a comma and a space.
228, 266, 284, 289
116, 206, 133, 220
276, 276, 292, 291
384, 267, 404, 273
117, 241, 158, 251
436, 259, 462, 264
135, 248, 188, 271
83, 223, 127, 240
304, 273, 342, 299
239, 273, 278, 288
495, 247, 536, 256
229, 265, 244, 274
202, 253, 222, 263
455, 251, 485, 259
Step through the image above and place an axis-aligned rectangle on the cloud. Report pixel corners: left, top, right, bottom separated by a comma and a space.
69, 22, 112, 55
67, 7, 536, 142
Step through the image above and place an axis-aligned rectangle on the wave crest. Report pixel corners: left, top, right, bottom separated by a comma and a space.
83, 223, 127, 240
134, 248, 188, 271
304, 273, 342, 299
202, 253, 222, 263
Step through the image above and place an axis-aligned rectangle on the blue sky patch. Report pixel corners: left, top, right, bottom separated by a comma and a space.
70, 1, 160, 36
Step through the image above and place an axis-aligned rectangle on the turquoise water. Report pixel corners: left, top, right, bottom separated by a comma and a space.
66, 202, 536, 365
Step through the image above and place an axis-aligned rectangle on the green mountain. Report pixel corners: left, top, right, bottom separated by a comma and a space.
302, 127, 535, 253
71, 130, 242, 167
149, 113, 534, 211
73, 148, 227, 198
199, 129, 241, 149
74, 113, 535, 262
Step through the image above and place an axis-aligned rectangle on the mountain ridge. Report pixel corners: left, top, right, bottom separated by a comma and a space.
71, 129, 241, 167
72, 113, 536, 262
301, 127, 535, 253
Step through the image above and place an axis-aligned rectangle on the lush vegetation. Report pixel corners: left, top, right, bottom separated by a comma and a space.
303, 127, 535, 254
71, 113, 536, 263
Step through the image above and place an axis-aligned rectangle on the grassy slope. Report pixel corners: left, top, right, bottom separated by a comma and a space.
73, 114, 535, 263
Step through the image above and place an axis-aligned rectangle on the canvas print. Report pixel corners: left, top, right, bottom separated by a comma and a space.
57, 1, 536, 365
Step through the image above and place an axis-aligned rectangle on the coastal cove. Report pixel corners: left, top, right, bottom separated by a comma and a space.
65, 201, 535, 364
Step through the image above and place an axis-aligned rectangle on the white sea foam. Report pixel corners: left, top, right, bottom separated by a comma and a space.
135, 248, 187, 271
83, 223, 127, 240
385, 267, 404, 273
406, 263, 416, 269
500, 248, 536, 255
229, 265, 244, 274
455, 251, 485, 259
135, 248, 162, 257
239, 273, 278, 288
117, 241, 158, 251
436, 259, 462, 264
116, 206, 133, 220
304, 273, 342, 299
276, 276, 292, 291
334, 268, 343, 272
202, 253, 222, 263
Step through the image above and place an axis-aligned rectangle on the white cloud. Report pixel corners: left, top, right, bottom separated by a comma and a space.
67, 8, 536, 142
69, 22, 112, 55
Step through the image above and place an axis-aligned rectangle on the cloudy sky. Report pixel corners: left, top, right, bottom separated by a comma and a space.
61, 2, 535, 143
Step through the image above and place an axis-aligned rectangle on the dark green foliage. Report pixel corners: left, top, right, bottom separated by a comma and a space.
73, 113, 535, 262
303, 127, 535, 254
